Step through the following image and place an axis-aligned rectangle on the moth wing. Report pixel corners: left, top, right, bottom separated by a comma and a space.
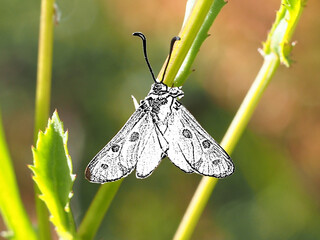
85, 108, 149, 183
135, 122, 168, 179
166, 104, 234, 178
165, 107, 194, 174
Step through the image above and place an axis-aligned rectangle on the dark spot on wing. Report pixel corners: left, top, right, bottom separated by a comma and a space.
129, 132, 139, 142
111, 144, 120, 152
118, 163, 128, 174
182, 129, 192, 138
213, 159, 221, 165
101, 163, 108, 169
202, 140, 211, 149
194, 159, 203, 169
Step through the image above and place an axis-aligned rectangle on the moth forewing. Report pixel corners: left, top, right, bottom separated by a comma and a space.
85, 107, 147, 183
173, 104, 234, 178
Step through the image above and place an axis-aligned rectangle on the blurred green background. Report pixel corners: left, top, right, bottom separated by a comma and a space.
1, 0, 320, 239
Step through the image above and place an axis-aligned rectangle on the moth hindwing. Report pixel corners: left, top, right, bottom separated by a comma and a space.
85, 82, 234, 183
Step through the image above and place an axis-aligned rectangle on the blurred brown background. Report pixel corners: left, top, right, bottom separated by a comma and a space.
0, 0, 319, 239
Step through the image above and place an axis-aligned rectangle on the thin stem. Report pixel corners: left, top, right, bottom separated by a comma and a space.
220, 54, 279, 152
173, 53, 280, 240
34, 0, 55, 238
34, 0, 54, 137
77, 180, 123, 240
173, 0, 305, 237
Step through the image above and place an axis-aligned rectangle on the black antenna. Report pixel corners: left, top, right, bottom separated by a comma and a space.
132, 32, 156, 83
161, 36, 181, 83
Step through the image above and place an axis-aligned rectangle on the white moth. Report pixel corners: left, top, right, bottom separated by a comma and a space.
85, 32, 234, 183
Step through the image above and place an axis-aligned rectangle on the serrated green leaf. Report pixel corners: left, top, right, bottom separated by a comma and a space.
30, 110, 76, 239
263, 0, 306, 67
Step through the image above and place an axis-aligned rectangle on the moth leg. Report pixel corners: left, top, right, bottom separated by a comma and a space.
131, 95, 139, 110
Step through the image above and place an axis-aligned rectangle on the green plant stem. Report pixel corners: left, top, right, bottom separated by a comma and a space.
34, 0, 55, 238
173, 52, 280, 240
174, 0, 227, 86
160, 0, 215, 85
35, 0, 54, 137
77, 180, 123, 240
0, 110, 38, 240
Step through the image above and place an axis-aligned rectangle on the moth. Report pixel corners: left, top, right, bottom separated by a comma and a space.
85, 32, 234, 183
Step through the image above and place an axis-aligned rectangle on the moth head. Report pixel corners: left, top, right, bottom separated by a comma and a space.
151, 82, 168, 94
